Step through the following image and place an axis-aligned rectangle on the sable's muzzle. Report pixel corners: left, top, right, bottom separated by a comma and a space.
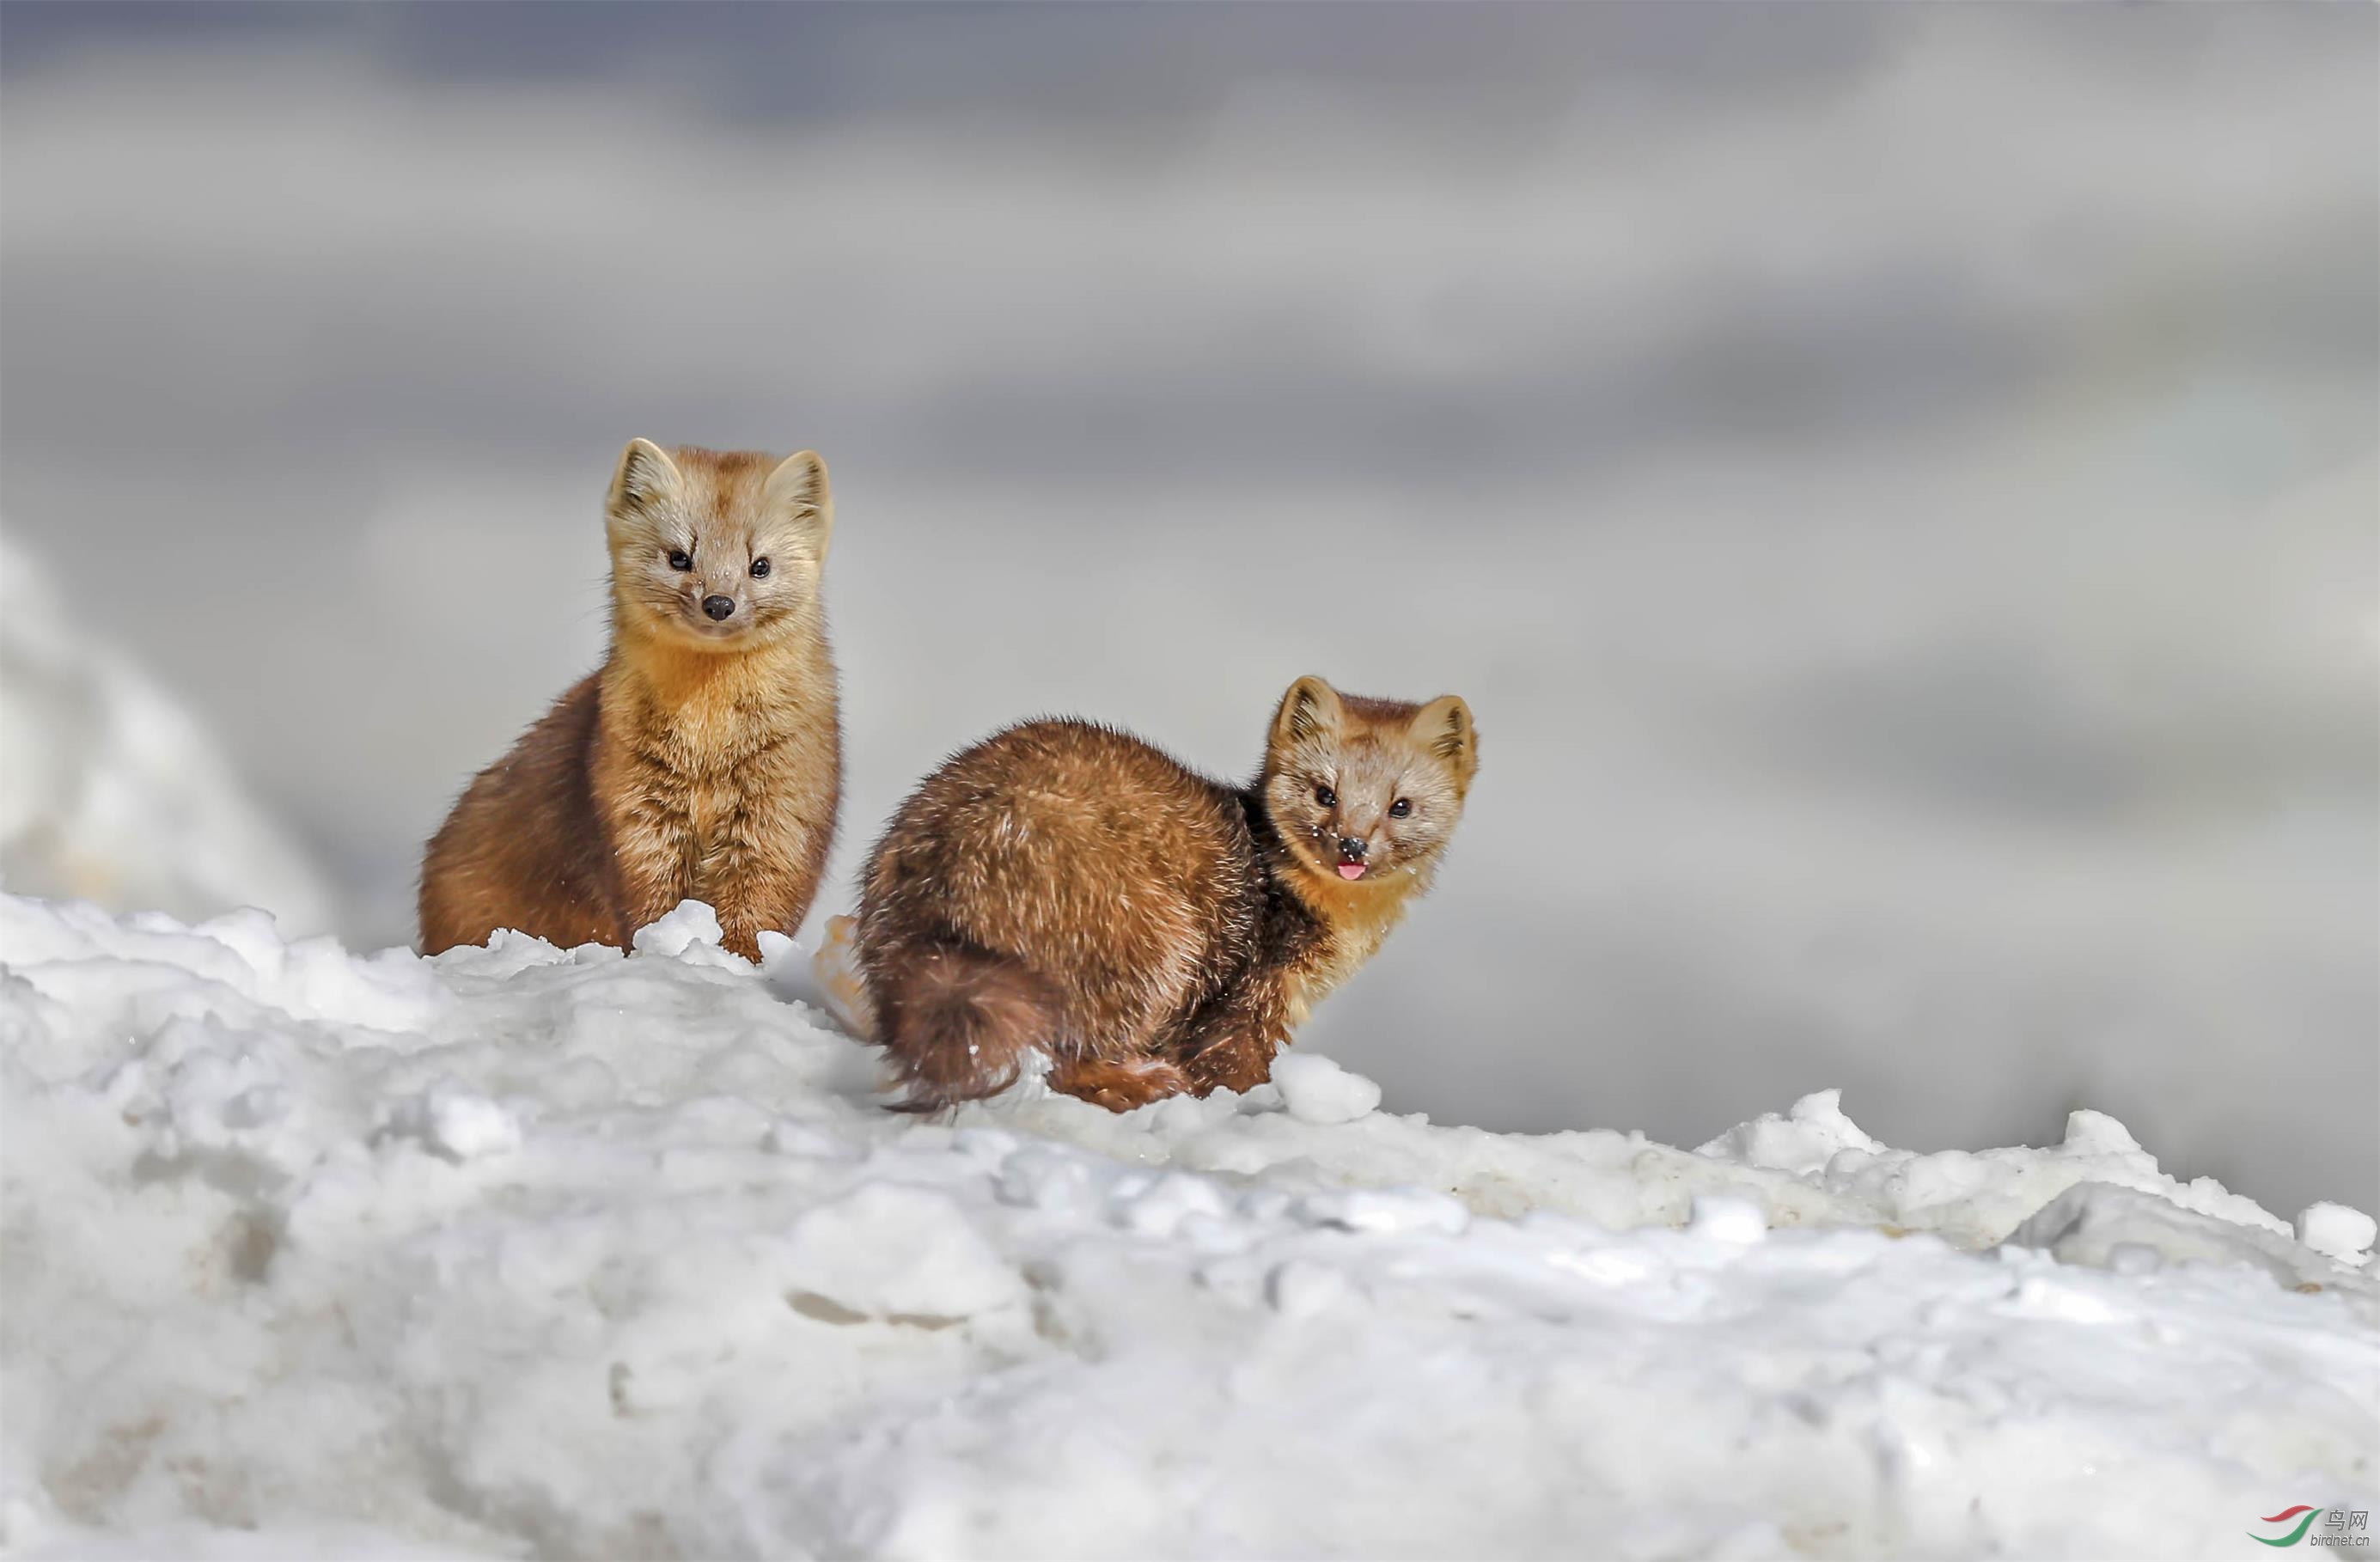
701, 595, 735, 621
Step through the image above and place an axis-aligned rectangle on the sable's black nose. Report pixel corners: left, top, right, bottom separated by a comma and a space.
702, 595, 735, 621
1337, 835, 1368, 862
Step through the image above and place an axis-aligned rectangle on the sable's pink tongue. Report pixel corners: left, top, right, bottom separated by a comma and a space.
1338, 863, 1367, 880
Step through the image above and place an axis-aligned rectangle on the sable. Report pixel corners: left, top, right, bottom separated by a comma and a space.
419, 440, 841, 961
857, 675, 1477, 1111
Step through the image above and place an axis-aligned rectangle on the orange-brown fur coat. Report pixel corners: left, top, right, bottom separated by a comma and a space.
856, 676, 1477, 1111
419, 440, 841, 961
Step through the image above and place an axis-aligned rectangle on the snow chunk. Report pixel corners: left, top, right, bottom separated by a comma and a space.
1266, 1259, 1355, 1318
782, 1182, 1025, 1321
2060, 1108, 2142, 1155
631, 899, 730, 960
1685, 1088, 2294, 1252
1688, 1195, 1767, 1244
1298, 1187, 1468, 1236
1695, 1087, 1883, 1175
2007, 1182, 2370, 1306
1270, 1051, 1382, 1124
1112, 1170, 1230, 1238
2296, 1201, 2377, 1263
388, 1083, 521, 1162
2007, 1271, 2130, 1325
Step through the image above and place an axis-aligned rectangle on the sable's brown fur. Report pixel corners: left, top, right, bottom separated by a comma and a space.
419, 440, 841, 961
857, 676, 1477, 1111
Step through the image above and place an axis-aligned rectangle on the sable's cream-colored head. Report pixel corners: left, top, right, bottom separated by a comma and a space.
1261, 674, 1478, 890
604, 439, 832, 651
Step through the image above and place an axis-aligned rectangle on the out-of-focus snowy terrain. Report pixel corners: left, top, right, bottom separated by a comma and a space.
3, 893, 2372, 1560
0, 534, 335, 937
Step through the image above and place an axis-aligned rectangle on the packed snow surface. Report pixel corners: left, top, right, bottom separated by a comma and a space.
3, 893, 2374, 1559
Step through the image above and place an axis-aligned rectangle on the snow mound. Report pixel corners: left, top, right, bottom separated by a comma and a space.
0, 534, 335, 936
3, 893, 2373, 1559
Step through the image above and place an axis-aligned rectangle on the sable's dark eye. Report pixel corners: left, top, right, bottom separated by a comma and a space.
1314, 784, 1336, 808
1389, 797, 1413, 818
749, 558, 771, 579
668, 550, 693, 571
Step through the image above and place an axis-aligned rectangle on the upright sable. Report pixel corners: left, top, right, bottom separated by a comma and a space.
420, 440, 841, 961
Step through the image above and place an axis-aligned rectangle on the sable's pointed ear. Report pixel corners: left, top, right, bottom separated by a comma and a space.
764, 449, 833, 560
1272, 675, 1344, 748
607, 438, 683, 524
1412, 695, 1478, 789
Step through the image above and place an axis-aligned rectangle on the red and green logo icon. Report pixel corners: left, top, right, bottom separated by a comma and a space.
2251, 1507, 2322, 1547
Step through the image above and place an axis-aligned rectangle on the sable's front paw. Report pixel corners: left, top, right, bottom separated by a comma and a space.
1183, 1042, 1277, 1099
1052, 1057, 1189, 1112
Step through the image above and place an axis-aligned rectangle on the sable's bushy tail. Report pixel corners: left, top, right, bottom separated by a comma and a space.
873, 941, 1062, 1112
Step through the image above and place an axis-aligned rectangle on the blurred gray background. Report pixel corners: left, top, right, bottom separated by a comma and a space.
3, 3, 2372, 1213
